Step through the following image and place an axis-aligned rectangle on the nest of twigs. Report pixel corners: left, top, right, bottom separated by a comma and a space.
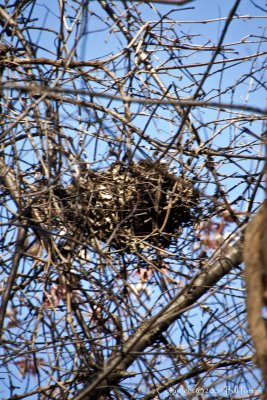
32, 160, 202, 250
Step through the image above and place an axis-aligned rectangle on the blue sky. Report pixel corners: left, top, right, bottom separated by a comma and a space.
1, 1, 266, 398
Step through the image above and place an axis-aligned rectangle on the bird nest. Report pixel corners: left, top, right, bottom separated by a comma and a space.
32, 160, 203, 250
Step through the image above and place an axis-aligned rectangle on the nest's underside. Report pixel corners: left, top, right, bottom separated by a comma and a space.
32, 161, 201, 250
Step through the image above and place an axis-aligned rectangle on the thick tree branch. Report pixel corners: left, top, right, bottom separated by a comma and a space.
73, 239, 243, 400
0, 226, 28, 336
244, 202, 267, 391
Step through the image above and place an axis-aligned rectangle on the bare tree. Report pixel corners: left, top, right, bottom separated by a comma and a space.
0, 1, 266, 399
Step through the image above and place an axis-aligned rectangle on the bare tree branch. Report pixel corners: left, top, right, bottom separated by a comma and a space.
0, 1, 265, 398
2, 82, 267, 115
0, 225, 28, 336
74, 238, 243, 399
